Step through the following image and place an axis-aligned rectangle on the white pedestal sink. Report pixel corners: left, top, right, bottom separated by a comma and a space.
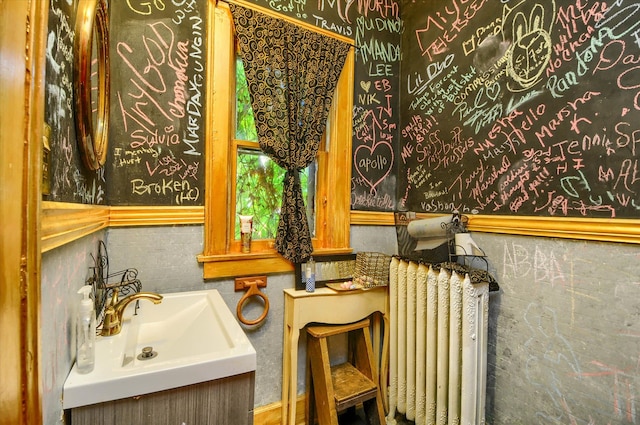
63, 289, 256, 409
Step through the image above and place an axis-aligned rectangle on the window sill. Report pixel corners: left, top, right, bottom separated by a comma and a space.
197, 247, 352, 279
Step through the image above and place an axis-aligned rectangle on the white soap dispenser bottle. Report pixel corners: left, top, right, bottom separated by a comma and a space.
76, 285, 96, 374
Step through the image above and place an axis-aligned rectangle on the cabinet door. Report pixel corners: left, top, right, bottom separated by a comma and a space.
70, 372, 255, 425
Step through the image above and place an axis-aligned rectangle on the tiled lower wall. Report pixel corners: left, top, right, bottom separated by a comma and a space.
41, 231, 105, 425
474, 233, 640, 424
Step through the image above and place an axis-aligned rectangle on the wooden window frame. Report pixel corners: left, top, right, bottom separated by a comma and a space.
197, 3, 354, 279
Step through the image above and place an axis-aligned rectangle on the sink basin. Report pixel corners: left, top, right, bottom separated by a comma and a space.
63, 289, 256, 409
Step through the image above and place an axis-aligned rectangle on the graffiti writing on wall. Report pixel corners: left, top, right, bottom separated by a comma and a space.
108, 1, 205, 205
399, 0, 640, 218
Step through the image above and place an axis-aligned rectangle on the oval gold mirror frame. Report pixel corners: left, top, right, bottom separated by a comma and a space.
74, 0, 110, 171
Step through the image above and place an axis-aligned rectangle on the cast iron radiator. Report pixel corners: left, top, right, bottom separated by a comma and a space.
386, 257, 489, 425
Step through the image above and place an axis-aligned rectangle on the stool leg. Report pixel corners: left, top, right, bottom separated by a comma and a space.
350, 328, 374, 379
306, 354, 316, 425
351, 327, 386, 425
308, 336, 339, 425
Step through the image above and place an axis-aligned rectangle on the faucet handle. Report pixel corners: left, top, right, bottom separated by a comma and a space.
101, 307, 120, 336
108, 288, 119, 307
100, 289, 121, 337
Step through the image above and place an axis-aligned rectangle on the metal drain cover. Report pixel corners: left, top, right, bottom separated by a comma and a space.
137, 346, 158, 361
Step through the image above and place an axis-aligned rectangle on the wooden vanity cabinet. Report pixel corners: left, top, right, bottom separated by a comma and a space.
67, 372, 255, 425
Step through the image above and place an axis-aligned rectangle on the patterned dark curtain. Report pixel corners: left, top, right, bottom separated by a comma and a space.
229, 4, 350, 263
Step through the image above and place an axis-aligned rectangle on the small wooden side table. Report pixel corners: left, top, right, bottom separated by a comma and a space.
281, 287, 388, 425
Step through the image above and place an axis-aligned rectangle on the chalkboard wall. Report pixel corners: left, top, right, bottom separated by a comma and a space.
105, 0, 401, 208
45, 0, 400, 209
350, 1, 401, 211
107, 1, 207, 205
399, 0, 640, 218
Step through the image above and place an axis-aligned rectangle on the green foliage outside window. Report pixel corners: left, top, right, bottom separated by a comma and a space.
235, 58, 258, 142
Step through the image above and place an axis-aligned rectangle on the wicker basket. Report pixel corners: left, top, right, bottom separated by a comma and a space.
353, 252, 391, 288
337, 259, 356, 279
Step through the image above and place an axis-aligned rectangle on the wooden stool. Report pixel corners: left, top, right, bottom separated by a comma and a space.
306, 318, 385, 425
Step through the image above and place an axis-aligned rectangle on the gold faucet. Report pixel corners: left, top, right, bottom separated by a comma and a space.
100, 289, 163, 336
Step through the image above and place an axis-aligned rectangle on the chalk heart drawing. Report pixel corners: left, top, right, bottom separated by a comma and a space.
355, 142, 394, 193
486, 81, 501, 102
360, 81, 371, 92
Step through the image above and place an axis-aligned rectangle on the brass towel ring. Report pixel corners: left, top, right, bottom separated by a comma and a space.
236, 282, 269, 326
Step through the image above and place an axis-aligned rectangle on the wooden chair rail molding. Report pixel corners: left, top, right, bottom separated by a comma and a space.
42, 204, 640, 253
42, 202, 110, 252
41, 202, 205, 252
350, 210, 640, 244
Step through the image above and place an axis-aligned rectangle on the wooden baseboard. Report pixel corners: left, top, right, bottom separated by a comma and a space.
254, 396, 306, 425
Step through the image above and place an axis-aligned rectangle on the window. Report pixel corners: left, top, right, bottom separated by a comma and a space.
233, 58, 315, 241
199, 3, 353, 279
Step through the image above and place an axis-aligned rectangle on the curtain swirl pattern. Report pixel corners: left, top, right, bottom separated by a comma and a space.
229, 4, 350, 263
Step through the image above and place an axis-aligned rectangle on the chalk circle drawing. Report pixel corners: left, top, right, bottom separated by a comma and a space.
503, 0, 556, 92
354, 141, 394, 194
